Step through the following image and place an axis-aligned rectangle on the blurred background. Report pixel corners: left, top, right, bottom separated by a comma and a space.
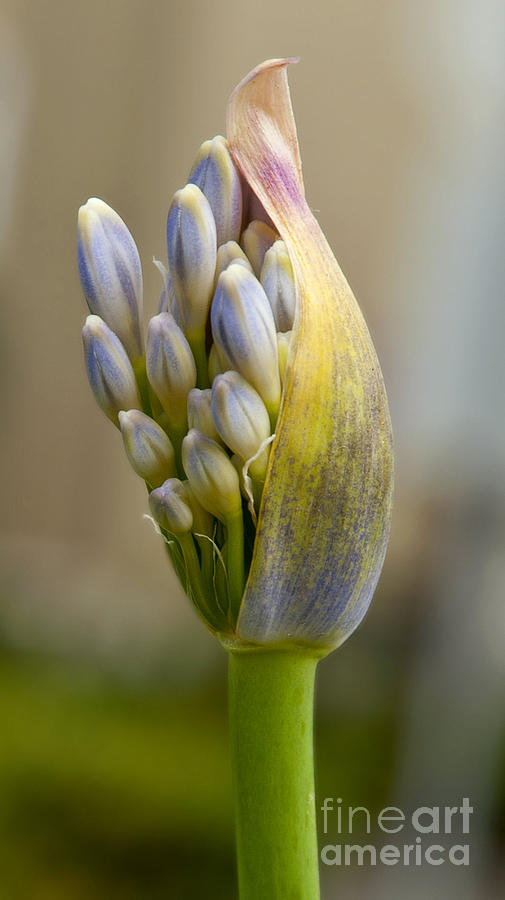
1, 0, 504, 897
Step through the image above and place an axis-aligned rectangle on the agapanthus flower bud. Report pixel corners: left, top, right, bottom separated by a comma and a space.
146, 312, 196, 431
118, 409, 175, 487
82, 315, 141, 425
260, 240, 296, 332
211, 372, 271, 479
188, 135, 243, 245
182, 429, 241, 523
215, 241, 252, 285
166, 184, 216, 334
77, 198, 144, 362
77, 58, 393, 653
149, 478, 193, 534
211, 264, 281, 423
187, 388, 222, 444
240, 219, 278, 277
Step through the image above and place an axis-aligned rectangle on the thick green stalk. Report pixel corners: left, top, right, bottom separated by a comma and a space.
227, 647, 322, 900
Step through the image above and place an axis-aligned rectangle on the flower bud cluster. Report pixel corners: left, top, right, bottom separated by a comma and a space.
77, 135, 296, 633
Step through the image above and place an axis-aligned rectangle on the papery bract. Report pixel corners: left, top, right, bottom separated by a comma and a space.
226, 59, 394, 649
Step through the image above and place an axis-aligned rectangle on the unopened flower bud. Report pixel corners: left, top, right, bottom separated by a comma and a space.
146, 313, 196, 430
187, 388, 222, 443
149, 478, 193, 534
166, 184, 216, 333
118, 409, 175, 487
82, 315, 141, 424
215, 241, 252, 285
211, 264, 281, 421
260, 240, 296, 332
240, 219, 278, 276
277, 331, 292, 386
212, 372, 271, 474
188, 135, 243, 245
78, 198, 144, 361
182, 429, 241, 522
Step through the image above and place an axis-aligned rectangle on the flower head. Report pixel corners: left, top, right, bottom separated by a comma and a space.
77, 60, 393, 652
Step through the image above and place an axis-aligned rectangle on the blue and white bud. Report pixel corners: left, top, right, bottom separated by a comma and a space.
149, 478, 193, 534
182, 429, 242, 522
146, 313, 196, 430
82, 315, 141, 425
260, 240, 297, 332
118, 409, 176, 487
211, 264, 281, 422
240, 219, 278, 277
187, 388, 222, 444
211, 372, 271, 478
188, 135, 243, 245
277, 331, 293, 386
215, 241, 252, 285
77, 198, 144, 361
166, 184, 217, 334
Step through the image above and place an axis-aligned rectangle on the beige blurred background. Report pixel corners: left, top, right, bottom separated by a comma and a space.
1, 1, 504, 898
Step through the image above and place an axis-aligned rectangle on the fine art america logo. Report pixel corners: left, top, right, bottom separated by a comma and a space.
320, 798, 473, 867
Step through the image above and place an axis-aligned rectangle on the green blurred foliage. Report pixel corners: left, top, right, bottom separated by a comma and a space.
0, 648, 236, 899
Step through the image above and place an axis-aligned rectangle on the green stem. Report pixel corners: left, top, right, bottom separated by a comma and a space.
163, 421, 186, 479
225, 510, 244, 625
179, 533, 224, 631
228, 648, 321, 900
133, 358, 153, 417
187, 329, 210, 389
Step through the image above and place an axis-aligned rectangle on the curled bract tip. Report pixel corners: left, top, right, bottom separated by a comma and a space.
226, 60, 394, 650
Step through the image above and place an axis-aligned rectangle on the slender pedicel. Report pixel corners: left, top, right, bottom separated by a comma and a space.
149, 478, 224, 628
182, 429, 244, 621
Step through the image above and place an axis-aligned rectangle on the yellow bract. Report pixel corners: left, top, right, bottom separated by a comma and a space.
227, 60, 394, 649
